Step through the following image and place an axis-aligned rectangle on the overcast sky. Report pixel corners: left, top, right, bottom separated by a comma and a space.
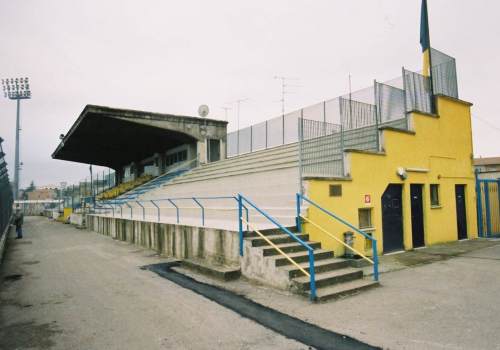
0, 0, 499, 188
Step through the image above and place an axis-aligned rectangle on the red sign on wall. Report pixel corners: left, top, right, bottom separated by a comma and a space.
364, 194, 371, 204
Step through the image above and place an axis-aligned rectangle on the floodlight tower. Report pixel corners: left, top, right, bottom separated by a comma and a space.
1, 77, 32, 200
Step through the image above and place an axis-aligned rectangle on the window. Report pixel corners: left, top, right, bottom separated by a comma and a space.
329, 185, 342, 197
166, 150, 188, 166
430, 184, 440, 206
358, 208, 372, 229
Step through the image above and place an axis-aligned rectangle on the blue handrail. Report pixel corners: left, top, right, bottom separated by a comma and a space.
296, 193, 379, 281
237, 194, 317, 301
97, 195, 249, 230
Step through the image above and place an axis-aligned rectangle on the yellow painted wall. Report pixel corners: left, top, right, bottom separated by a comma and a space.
304, 96, 478, 256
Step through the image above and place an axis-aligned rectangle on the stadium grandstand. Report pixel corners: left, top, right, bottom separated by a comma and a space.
53, 45, 477, 301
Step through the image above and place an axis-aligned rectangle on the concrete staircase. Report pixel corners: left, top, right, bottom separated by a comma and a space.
242, 227, 378, 302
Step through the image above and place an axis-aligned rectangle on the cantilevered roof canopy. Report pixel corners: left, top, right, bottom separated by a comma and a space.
52, 105, 227, 169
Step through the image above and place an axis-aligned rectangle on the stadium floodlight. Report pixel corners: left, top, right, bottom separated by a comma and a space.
1, 77, 32, 200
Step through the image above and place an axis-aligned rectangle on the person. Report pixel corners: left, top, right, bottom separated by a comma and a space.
13, 207, 24, 239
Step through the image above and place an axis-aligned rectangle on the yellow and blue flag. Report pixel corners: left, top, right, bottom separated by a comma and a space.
420, 0, 431, 76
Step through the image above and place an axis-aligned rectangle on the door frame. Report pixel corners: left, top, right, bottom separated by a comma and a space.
410, 184, 425, 248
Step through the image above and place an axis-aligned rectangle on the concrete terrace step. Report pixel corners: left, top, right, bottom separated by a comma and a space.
195, 145, 298, 172
246, 233, 309, 247
169, 161, 298, 185
272, 249, 334, 267
243, 226, 298, 238
292, 267, 363, 291
308, 279, 380, 302
281, 258, 352, 279
262, 241, 321, 257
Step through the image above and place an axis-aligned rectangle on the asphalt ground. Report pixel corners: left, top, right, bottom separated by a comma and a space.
0, 217, 307, 350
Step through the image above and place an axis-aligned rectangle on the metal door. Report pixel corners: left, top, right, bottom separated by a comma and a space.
382, 184, 404, 253
410, 184, 425, 248
455, 185, 468, 240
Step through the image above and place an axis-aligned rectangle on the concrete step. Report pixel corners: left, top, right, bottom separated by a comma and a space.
272, 249, 334, 267
262, 241, 321, 257
180, 259, 241, 281
281, 258, 352, 279
170, 162, 298, 185
246, 233, 309, 247
183, 149, 298, 175
291, 267, 363, 291
244, 226, 298, 238
308, 279, 380, 302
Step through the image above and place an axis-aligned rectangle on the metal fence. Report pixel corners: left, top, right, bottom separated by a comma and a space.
299, 119, 343, 178
61, 169, 116, 211
0, 137, 13, 237
403, 68, 433, 114
375, 81, 406, 124
431, 49, 458, 99
227, 49, 458, 164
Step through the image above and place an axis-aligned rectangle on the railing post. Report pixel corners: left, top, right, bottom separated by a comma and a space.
136, 201, 145, 220
298, 111, 304, 195
192, 198, 205, 226
238, 194, 243, 256
308, 249, 317, 301
373, 79, 380, 151
295, 193, 302, 233
372, 240, 379, 281
150, 200, 160, 222
402, 66, 410, 130
168, 199, 179, 224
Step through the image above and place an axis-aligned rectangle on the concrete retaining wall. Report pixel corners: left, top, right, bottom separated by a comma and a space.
87, 215, 239, 267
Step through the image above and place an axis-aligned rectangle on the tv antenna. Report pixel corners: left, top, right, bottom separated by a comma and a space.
274, 76, 300, 116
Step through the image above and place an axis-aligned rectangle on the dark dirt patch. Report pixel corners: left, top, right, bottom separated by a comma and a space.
3, 274, 23, 282
10, 240, 33, 245
21, 260, 40, 265
0, 320, 62, 349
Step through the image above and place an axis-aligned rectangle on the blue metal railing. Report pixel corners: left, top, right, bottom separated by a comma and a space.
94, 195, 249, 229
296, 193, 379, 282
237, 194, 317, 301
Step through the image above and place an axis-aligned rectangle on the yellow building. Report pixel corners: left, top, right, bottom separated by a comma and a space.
303, 94, 477, 257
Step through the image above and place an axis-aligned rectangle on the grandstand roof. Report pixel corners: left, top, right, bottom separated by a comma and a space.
52, 105, 227, 169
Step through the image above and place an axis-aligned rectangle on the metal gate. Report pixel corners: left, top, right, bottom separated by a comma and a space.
476, 177, 500, 237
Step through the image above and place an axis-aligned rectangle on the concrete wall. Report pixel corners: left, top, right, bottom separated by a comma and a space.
87, 215, 239, 267
0, 220, 12, 265
304, 95, 478, 256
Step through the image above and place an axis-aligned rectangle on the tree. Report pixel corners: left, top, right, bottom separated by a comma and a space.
25, 180, 36, 193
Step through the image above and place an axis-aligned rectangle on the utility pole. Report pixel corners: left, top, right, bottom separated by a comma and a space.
1, 78, 31, 200
220, 106, 231, 121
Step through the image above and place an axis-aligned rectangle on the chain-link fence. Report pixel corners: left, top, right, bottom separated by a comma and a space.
299, 119, 343, 178
403, 68, 433, 114
227, 47, 458, 160
0, 137, 13, 237
431, 48, 458, 99
60, 169, 116, 211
